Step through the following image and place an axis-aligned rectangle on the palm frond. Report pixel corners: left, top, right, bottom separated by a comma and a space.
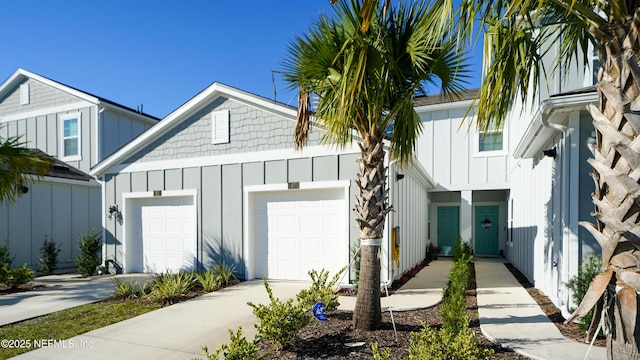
0, 135, 53, 204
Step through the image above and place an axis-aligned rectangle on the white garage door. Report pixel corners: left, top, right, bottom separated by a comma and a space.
127, 196, 196, 273
254, 188, 347, 281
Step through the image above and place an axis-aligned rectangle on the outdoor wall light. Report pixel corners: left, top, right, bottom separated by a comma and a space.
543, 146, 557, 159
396, 172, 405, 181
108, 204, 119, 220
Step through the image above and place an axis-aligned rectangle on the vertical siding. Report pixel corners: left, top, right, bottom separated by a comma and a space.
221, 164, 243, 274
202, 166, 223, 268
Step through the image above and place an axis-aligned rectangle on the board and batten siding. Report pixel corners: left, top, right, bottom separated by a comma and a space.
103, 153, 360, 278
0, 179, 100, 270
100, 109, 154, 161
416, 106, 510, 191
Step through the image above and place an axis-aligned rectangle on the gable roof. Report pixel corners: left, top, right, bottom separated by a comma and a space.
0, 68, 160, 123
90, 82, 300, 176
414, 88, 479, 108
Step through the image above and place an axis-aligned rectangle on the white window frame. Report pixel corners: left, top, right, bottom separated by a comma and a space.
20, 83, 29, 105
60, 112, 82, 161
211, 109, 230, 144
474, 122, 508, 157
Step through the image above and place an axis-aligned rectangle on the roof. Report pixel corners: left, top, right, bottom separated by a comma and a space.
414, 88, 479, 107
26, 149, 93, 181
0, 68, 161, 122
550, 85, 597, 97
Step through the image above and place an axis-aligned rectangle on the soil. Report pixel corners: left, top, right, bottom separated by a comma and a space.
257, 261, 604, 359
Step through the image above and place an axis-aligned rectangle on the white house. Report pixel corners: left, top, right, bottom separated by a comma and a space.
91, 82, 434, 284
0, 68, 158, 271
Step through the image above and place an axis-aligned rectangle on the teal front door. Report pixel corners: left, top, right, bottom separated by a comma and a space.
437, 206, 459, 254
475, 205, 499, 255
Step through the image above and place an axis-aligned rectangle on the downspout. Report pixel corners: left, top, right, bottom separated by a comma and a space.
385, 158, 398, 288
540, 115, 572, 314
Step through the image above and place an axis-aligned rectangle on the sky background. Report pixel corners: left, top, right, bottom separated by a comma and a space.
0, 1, 482, 118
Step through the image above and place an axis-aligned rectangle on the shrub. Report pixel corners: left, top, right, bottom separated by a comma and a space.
76, 231, 102, 277
212, 262, 238, 287
112, 278, 148, 299
408, 322, 493, 360
565, 254, 602, 332
0, 242, 15, 284
200, 327, 259, 360
296, 266, 346, 311
147, 270, 195, 305
350, 240, 361, 293
452, 236, 472, 261
441, 258, 471, 335
38, 235, 61, 275
196, 269, 221, 292
371, 342, 391, 360
4, 264, 35, 288
248, 276, 310, 349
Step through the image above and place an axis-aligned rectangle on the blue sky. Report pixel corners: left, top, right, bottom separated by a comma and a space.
0, 1, 482, 118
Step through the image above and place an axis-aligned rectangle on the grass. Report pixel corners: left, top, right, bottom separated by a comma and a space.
0, 298, 161, 359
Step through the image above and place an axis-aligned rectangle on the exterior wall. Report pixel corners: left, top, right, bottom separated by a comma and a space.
416, 105, 510, 191
100, 109, 154, 160
0, 78, 79, 115
0, 179, 101, 271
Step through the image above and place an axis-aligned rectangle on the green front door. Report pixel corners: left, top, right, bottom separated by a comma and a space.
475, 205, 499, 255
437, 206, 459, 254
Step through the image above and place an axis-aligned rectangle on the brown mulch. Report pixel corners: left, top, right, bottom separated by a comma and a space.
258, 260, 606, 359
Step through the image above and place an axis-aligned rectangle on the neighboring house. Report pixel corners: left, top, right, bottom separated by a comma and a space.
0, 68, 159, 271
91, 82, 434, 285
414, 49, 600, 316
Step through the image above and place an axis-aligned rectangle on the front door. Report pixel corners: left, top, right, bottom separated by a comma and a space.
437, 206, 459, 255
475, 205, 499, 255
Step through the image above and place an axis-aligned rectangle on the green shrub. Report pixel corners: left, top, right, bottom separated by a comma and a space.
441, 258, 471, 335
248, 276, 310, 349
112, 278, 147, 299
296, 266, 346, 311
147, 270, 195, 305
4, 264, 35, 288
196, 269, 222, 292
212, 262, 238, 287
408, 322, 493, 360
200, 327, 259, 360
350, 240, 361, 293
452, 236, 473, 261
371, 342, 391, 360
0, 242, 15, 284
76, 231, 102, 277
38, 235, 61, 275
565, 254, 602, 332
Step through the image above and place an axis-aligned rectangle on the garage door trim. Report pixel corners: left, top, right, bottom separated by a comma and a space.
122, 189, 198, 273
243, 180, 350, 280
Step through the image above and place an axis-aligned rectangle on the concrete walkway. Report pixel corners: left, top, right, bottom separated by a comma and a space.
2, 258, 609, 359
475, 258, 606, 360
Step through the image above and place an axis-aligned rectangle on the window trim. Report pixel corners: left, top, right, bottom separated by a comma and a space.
60, 112, 82, 161
474, 123, 508, 157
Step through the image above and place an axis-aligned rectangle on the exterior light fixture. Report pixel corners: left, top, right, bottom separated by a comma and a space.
543, 146, 557, 159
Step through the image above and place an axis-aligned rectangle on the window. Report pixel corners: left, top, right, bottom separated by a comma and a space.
20, 83, 29, 105
211, 109, 230, 144
477, 121, 505, 154
61, 113, 81, 160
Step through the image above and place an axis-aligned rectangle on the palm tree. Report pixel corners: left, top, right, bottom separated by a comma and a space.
284, 0, 465, 330
449, 0, 640, 357
0, 134, 53, 204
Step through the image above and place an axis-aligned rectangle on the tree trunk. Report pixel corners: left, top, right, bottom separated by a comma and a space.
580, 10, 640, 359
353, 139, 390, 330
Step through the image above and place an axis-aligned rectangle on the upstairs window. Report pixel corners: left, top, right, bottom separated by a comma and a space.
477, 121, 505, 154
61, 113, 81, 160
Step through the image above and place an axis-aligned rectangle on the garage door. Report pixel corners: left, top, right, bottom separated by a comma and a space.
254, 188, 347, 281
127, 196, 196, 273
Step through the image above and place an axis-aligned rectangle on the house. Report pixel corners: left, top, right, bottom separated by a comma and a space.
0, 68, 159, 271
91, 82, 434, 284
414, 50, 600, 316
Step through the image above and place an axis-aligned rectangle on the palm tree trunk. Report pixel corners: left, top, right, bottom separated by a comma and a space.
353, 139, 390, 330
580, 12, 640, 358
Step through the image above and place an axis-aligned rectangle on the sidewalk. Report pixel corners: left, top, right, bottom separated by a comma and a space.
475, 258, 606, 360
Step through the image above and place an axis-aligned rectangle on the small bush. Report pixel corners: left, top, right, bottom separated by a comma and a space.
371, 342, 391, 360
4, 264, 35, 288
112, 278, 147, 299
350, 240, 361, 293
452, 236, 472, 261
147, 270, 195, 305
196, 269, 221, 292
408, 322, 493, 360
76, 231, 102, 277
565, 254, 602, 332
212, 262, 238, 287
441, 258, 471, 335
248, 276, 310, 349
0, 242, 15, 284
38, 235, 61, 275
296, 266, 346, 311
200, 327, 259, 360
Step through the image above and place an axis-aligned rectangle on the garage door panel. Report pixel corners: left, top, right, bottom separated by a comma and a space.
254, 188, 347, 281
